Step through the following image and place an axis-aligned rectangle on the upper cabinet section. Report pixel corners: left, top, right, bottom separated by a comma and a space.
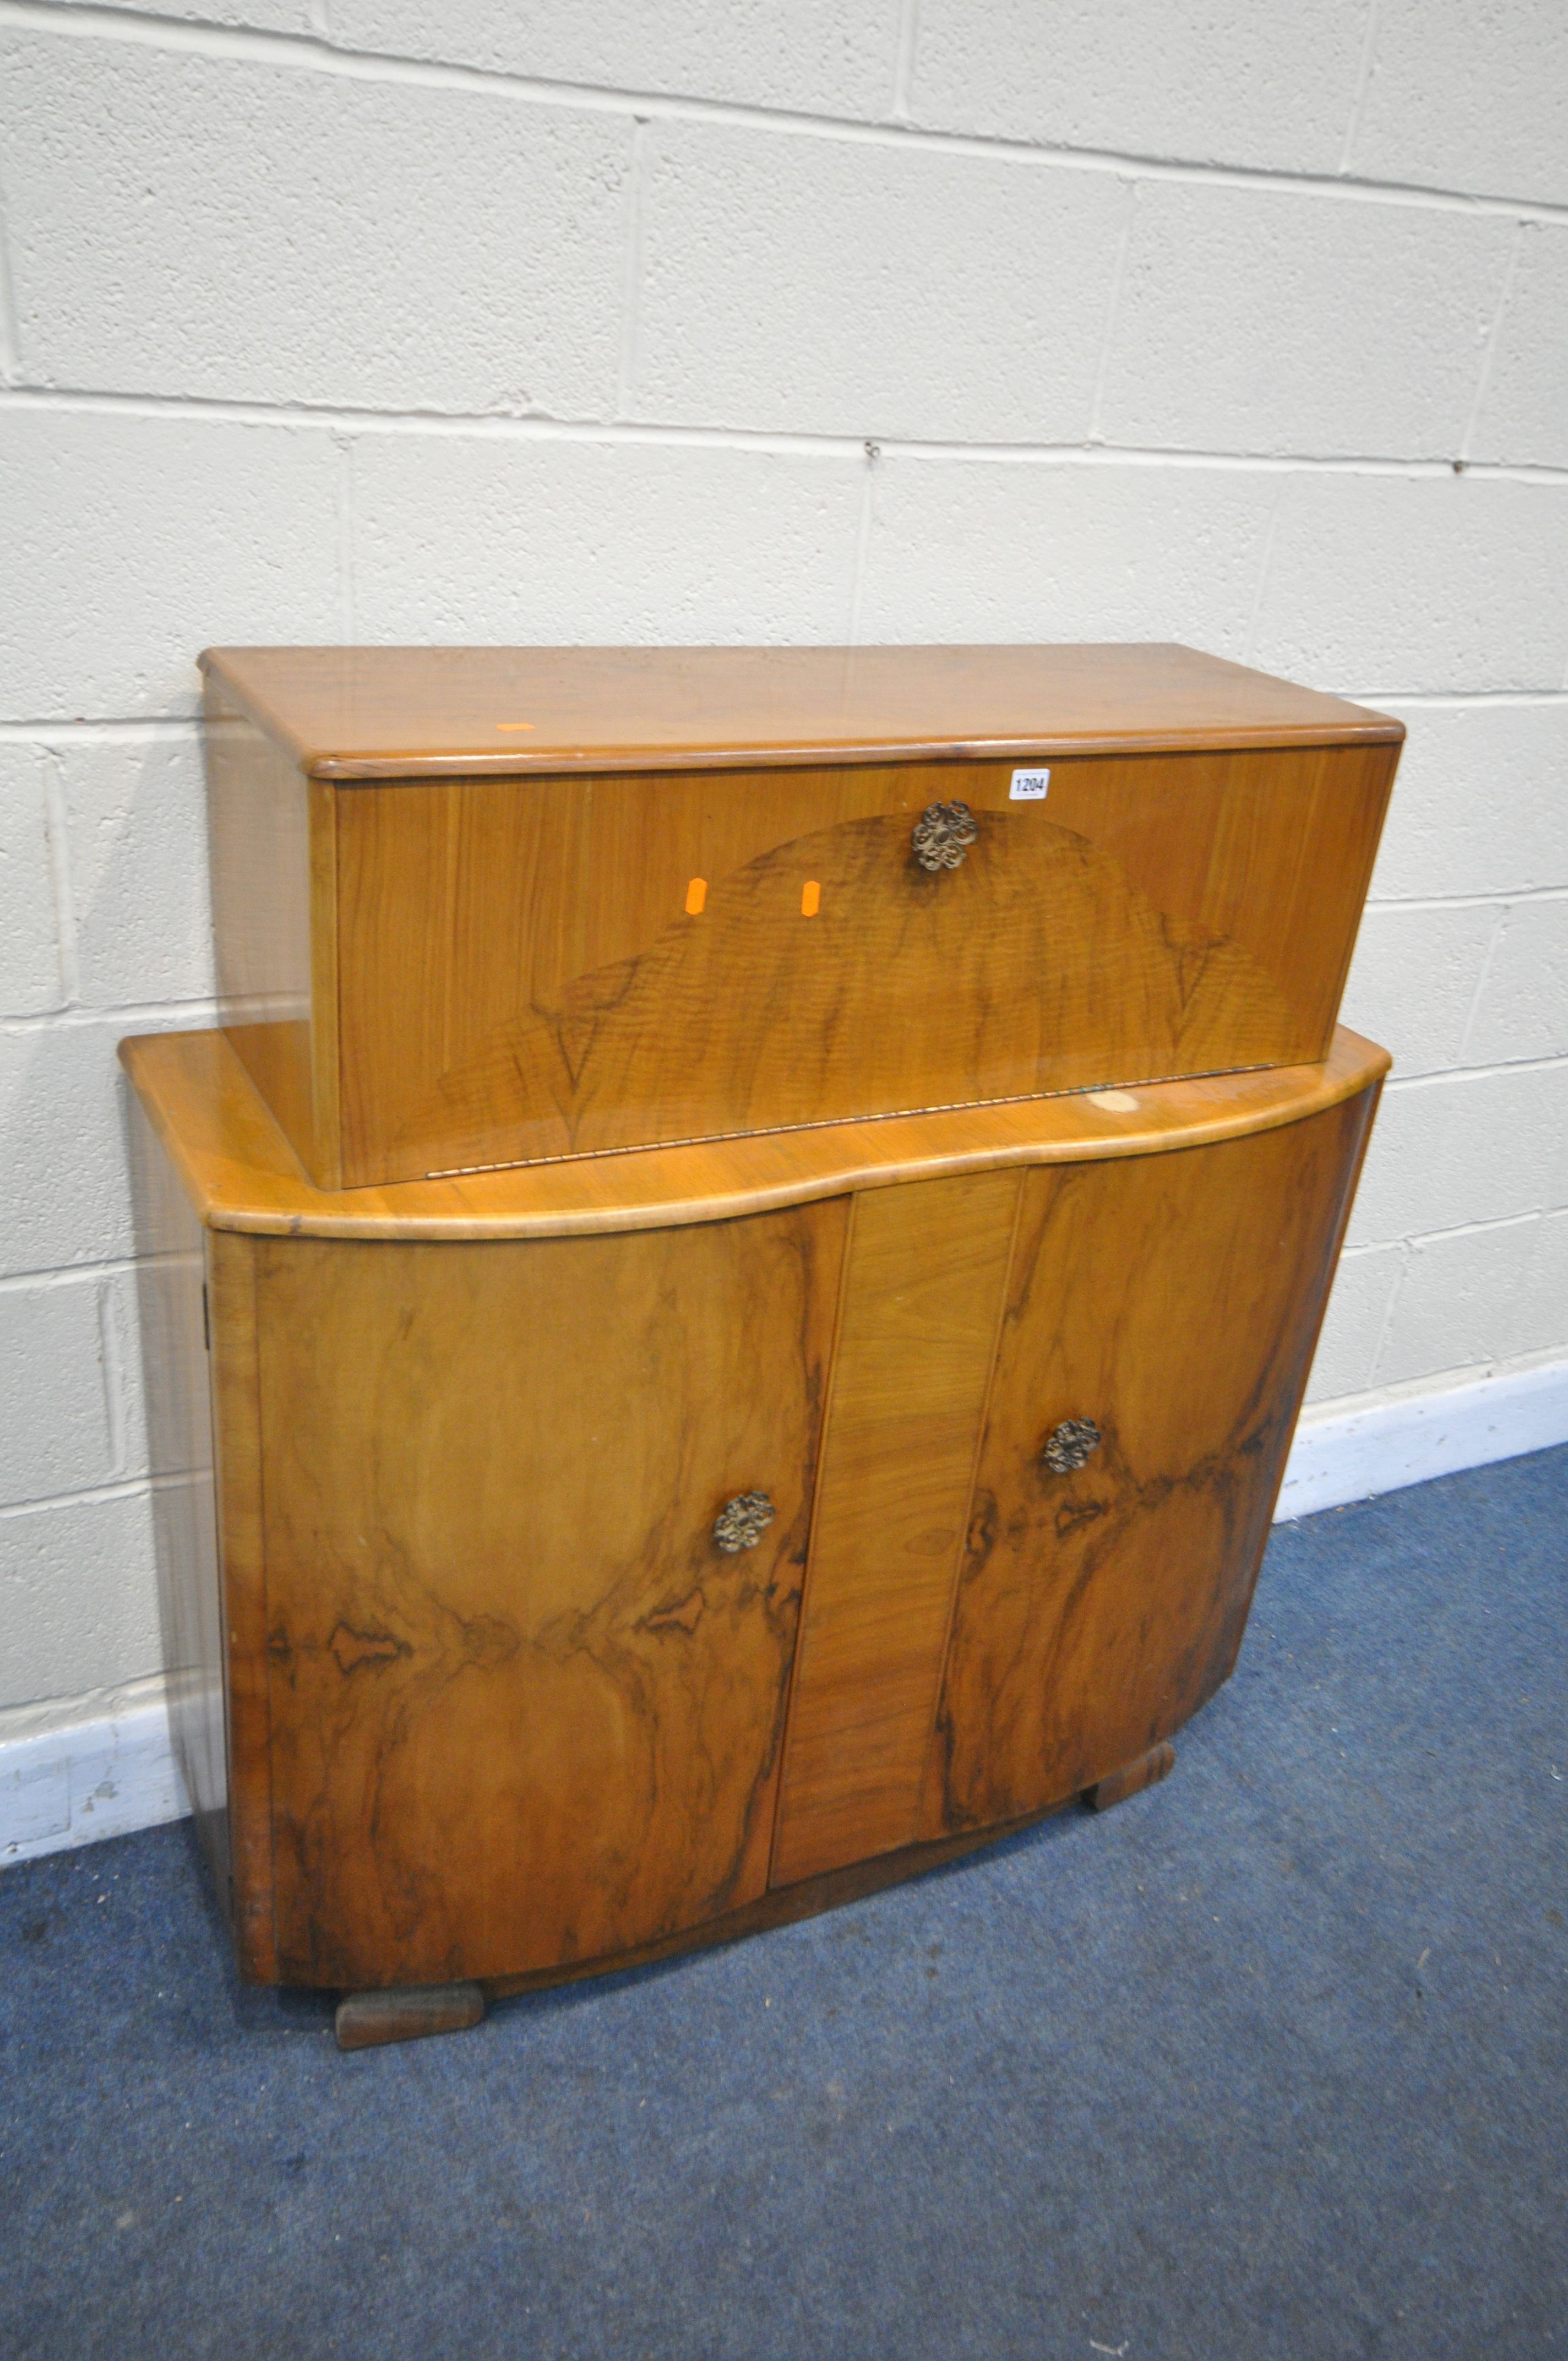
201, 645, 1401, 1190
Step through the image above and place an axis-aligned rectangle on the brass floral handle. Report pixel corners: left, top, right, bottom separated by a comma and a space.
1041, 1418, 1102, 1475
713, 1492, 776, 1553
911, 801, 978, 873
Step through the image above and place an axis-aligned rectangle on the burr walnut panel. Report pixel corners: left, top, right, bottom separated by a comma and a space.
254, 1204, 846, 1989
922, 1088, 1377, 1838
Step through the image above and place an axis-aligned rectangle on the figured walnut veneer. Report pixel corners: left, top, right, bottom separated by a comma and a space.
126, 1026, 1383, 1996
202, 645, 1399, 1188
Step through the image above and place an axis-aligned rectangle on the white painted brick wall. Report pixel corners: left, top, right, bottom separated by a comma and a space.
3, 410, 342, 716
328, 0, 901, 119
1349, 0, 1568, 205
0, 1277, 118, 1506
908, 0, 1372, 175
855, 461, 1276, 650
4, 34, 631, 414
0, 0, 1564, 1750
349, 437, 866, 641
1101, 186, 1512, 460
1368, 705, 1568, 900
1472, 226, 1568, 466
633, 124, 1129, 440
0, 1492, 165, 1711
0, 747, 62, 1011
1251, 477, 1568, 693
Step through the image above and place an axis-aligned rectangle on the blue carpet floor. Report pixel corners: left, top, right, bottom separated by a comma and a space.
2, 1446, 1565, 2361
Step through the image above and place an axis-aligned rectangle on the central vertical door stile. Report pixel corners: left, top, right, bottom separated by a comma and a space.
761, 1185, 862, 1890
768, 1168, 1024, 1888
910, 1164, 1027, 1836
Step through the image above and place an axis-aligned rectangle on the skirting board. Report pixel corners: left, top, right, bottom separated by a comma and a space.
1, 1688, 184, 1870
3, 1357, 1565, 1868
1276, 1357, 1568, 1521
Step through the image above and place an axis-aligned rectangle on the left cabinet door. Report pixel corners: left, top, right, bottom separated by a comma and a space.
251, 1203, 848, 1988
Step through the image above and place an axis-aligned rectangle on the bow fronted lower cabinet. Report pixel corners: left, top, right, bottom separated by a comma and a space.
124, 1022, 1385, 2049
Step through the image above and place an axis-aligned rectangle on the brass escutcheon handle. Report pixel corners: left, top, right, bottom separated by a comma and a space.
1041, 1418, 1102, 1475
713, 1491, 776, 1553
911, 800, 978, 873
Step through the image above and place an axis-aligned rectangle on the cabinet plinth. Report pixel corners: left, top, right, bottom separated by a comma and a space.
126, 1025, 1384, 1997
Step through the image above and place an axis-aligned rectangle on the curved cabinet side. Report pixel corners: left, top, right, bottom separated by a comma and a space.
127, 1095, 228, 1905
922, 1084, 1380, 1837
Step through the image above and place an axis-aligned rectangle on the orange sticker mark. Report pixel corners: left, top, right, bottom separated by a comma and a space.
685, 877, 708, 915
495, 721, 536, 732
801, 880, 821, 917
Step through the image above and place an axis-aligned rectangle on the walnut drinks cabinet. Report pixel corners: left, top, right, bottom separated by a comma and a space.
127, 645, 1399, 2048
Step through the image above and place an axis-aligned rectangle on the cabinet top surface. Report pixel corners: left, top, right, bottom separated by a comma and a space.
123, 1026, 1390, 1242
199, 643, 1402, 780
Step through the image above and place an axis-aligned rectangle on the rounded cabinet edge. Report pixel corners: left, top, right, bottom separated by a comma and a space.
120, 1026, 1390, 1248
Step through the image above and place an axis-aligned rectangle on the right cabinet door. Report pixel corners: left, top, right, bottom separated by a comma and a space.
921, 1087, 1376, 1838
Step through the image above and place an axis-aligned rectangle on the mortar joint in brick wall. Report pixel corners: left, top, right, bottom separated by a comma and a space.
8, 384, 1568, 486
0, 719, 204, 744
1460, 222, 1528, 465
0, 1258, 156, 1298
39, 747, 79, 1008
846, 458, 878, 646
1087, 180, 1140, 446
3, 0, 1568, 226
331, 431, 356, 640
1364, 1237, 1411, 1385
1366, 886, 1568, 914
1455, 907, 1511, 1068
1338, 0, 1381, 178
2, 996, 223, 1038
94, 1274, 130, 1482
0, 1470, 203, 1526
614, 118, 651, 421
0, 177, 21, 386
1383, 1052, 1568, 1095
1240, 478, 1288, 669
891, 0, 921, 123
1404, 1210, 1549, 1252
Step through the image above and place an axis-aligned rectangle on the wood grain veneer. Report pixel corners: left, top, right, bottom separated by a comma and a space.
770, 1170, 1021, 1886
126, 1029, 1384, 1999
922, 1088, 1376, 1837
254, 1207, 845, 1988
201, 646, 1400, 1188
119, 1023, 1389, 1240
200, 643, 1403, 777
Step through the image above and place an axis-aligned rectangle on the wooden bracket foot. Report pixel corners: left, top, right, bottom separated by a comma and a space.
1082, 1739, 1175, 1813
334, 1980, 486, 2052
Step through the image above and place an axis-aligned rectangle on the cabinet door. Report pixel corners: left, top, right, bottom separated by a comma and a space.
921, 1089, 1376, 1838
254, 1202, 847, 1987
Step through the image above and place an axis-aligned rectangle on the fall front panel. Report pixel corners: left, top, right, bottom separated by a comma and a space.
328, 746, 1385, 1184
